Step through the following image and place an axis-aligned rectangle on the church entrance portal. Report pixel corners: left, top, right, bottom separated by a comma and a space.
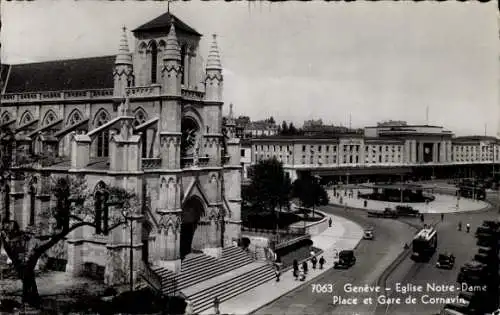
180, 197, 204, 259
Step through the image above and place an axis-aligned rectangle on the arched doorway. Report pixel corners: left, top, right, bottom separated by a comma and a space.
180, 197, 204, 259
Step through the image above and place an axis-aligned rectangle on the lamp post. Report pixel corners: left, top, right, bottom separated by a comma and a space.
122, 209, 134, 292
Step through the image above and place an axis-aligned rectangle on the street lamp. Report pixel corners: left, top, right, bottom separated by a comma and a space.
121, 209, 134, 292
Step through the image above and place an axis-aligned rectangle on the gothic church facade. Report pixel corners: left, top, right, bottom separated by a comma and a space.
0, 12, 242, 285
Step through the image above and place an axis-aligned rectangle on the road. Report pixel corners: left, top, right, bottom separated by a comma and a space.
251, 204, 417, 315
384, 191, 499, 315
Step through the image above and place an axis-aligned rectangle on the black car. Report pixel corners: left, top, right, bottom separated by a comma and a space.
334, 250, 356, 269
436, 253, 455, 269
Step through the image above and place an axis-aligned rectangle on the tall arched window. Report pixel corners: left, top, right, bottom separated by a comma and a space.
180, 45, 186, 85
94, 182, 109, 235
1, 112, 11, 124
95, 110, 110, 157
43, 110, 57, 126
150, 41, 158, 84
134, 108, 148, 158
20, 111, 33, 125
67, 109, 83, 126
29, 178, 37, 226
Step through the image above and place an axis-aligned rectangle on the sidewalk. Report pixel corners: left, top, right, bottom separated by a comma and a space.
201, 214, 364, 315
328, 188, 489, 213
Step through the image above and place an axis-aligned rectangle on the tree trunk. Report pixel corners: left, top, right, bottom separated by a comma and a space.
22, 268, 40, 306
20, 265, 40, 307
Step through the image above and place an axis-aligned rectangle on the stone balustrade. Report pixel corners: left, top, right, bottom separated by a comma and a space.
142, 158, 161, 170
1, 89, 114, 103
2, 87, 205, 104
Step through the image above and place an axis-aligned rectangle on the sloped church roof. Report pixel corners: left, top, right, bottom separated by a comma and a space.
133, 12, 202, 37
1, 12, 200, 94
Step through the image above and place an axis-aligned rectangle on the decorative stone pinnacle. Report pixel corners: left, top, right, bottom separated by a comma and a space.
206, 33, 222, 71
115, 26, 132, 65
164, 21, 181, 61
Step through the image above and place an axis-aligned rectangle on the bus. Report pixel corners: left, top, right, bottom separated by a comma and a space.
411, 226, 437, 262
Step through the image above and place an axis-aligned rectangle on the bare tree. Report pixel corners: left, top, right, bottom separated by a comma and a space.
0, 173, 138, 307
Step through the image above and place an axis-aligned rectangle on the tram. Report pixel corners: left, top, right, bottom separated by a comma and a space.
411, 226, 437, 262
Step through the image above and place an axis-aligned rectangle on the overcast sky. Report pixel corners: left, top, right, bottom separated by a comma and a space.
1, 1, 498, 136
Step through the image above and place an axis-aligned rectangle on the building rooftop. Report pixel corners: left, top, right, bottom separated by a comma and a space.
2, 56, 116, 93
132, 12, 202, 37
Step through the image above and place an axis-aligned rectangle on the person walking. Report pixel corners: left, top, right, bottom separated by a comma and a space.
329, 217, 333, 227
441, 213, 444, 221
213, 297, 220, 315
311, 256, 318, 269
299, 269, 306, 281
275, 266, 281, 282
293, 259, 299, 280
302, 261, 308, 274
458, 221, 462, 231
319, 256, 326, 269
466, 223, 470, 233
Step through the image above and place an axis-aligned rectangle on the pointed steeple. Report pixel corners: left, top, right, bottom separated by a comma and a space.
206, 34, 222, 71
115, 26, 132, 65
164, 18, 181, 62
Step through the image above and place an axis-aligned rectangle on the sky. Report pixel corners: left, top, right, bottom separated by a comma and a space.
1, 1, 498, 136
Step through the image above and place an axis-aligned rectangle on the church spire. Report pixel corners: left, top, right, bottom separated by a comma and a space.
115, 26, 132, 65
206, 34, 222, 71
164, 18, 181, 62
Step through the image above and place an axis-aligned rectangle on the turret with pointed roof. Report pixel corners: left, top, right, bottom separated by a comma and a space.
162, 18, 182, 96
113, 27, 134, 99
204, 34, 223, 103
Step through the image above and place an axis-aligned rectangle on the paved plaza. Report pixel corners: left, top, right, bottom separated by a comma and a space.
328, 188, 489, 214
200, 213, 364, 315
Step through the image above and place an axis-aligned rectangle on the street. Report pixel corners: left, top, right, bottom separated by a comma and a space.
385, 192, 499, 315
251, 205, 416, 315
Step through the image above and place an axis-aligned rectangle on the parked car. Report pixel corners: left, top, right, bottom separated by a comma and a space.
334, 250, 356, 269
436, 252, 455, 269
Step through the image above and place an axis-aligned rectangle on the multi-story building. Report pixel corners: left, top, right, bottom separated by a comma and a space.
250, 123, 499, 183
0, 12, 241, 286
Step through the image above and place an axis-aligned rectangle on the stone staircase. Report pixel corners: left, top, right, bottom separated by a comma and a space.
188, 262, 275, 314
138, 246, 276, 314
152, 246, 255, 295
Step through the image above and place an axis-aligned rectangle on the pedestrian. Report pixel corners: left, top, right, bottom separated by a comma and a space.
458, 221, 462, 231
185, 299, 194, 315
311, 256, 318, 269
293, 268, 298, 280
466, 223, 470, 233
328, 217, 332, 227
302, 261, 308, 274
441, 213, 444, 221
299, 269, 306, 281
213, 297, 220, 315
275, 266, 281, 282
319, 256, 326, 269
420, 214, 424, 223
293, 259, 298, 271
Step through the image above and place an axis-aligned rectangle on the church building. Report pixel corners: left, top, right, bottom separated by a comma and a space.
0, 11, 242, 286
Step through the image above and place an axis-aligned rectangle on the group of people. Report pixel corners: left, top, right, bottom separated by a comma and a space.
291, 256, 326, 281
457, 221, 471, 233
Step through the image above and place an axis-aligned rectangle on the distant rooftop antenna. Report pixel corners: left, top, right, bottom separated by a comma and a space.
425, 106, 429, 125
485, 123, 487, 136
349, 113, 352, 129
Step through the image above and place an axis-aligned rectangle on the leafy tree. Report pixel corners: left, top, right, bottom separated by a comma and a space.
0, 171, 138, 307
281, 121, 288, 135
293, 174, 329, 210
267, 116, 275, 125
245, 158, 291, 218
288, 122, 297, 135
